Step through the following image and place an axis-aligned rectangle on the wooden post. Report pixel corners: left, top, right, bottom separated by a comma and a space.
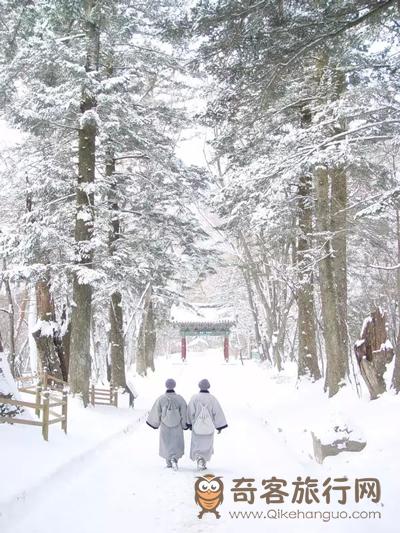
224, 336, 229, 362
91, 384, 95, 406
42, 391, 50, 441
109, 387, 112, 405
113, 388, 118, 407
61, 389, 68, 434
181, 336, 187, 361
35, 384, 42, 417
43, 370, 48, 390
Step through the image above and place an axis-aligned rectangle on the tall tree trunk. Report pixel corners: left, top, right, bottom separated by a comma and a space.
27, 286, 38, 374
239, 233, 283, 370
329, 65, 348, 376
59, 304, 70, 381
392, 208, 400, 392
242, 267, 271, 362
136, 285, 153, 376
145, 300, 156, 372
315, 165, 347, 396
15, 287, 28, 343
110, 291, 125, 386
297, 173, 321, 381
331, 167, 348, 368
355, 309, 394, 399
32, 275, 63, 380
69, 1, 99, 406
106, 149, 127, 388
2, 259, 16, 377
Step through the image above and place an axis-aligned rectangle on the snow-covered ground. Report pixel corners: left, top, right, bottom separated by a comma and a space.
1, 349, 398, 532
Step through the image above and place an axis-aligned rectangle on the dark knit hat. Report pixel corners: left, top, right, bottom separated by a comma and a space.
198, 378, 210, 390
165, 378, 176, 389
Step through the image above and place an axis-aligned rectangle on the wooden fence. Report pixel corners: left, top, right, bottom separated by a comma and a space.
17, 371, 68, 392
90, 385, 118, 407
0, 389, 68, 441
1, 373, 119, 441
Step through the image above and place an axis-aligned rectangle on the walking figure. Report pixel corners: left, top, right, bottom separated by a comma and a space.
147, 378, 188, 470
187, 379, 228, 470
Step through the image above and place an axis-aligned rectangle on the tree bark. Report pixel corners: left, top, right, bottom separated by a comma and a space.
331, 164, 348, 365
297, 173, 321, 381
110, 291, 126, 387
145, 300, 156, 372
59, 304, 70, 381
239, 233, 283, 370
391, 208, 400, 392
242, 267, 271, 362
315, 165, 347, 396
136, 285, 154, 376
69, 1, 99, 406
106, 149, 127, 388
32, 276, 63, 380
15, 287, 28, 343
3, 273, 16, 378
355, 309, 394, 399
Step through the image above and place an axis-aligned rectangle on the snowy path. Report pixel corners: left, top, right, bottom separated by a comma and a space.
1, 350, 396, 533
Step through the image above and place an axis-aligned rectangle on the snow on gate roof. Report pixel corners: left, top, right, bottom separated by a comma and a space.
170, 302, 236, 328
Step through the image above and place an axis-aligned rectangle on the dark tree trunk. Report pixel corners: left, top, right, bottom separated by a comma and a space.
315, 165, 347, 397
239, 234, 283, 370
59, 304, 71, 381
145, 300, 156, 372
297, 173, 321, 381
110, 291, 126, 387
392, 209, 400, 392
32, 276, 63, 380
331, 166, 348, 366
3, 274, 16, 378
15, 288, 28, 344
136, 285, 154, 376
69, 1, 99, 406
242, 267, 271, 362
106, 149, 126, 388
354, 308, 394, 399
1, 259, 16, 377
392, 345, 400, 393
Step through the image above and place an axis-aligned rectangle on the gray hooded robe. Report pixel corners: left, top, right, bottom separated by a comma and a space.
187, 391, 228, 461
146, 392, 188, 460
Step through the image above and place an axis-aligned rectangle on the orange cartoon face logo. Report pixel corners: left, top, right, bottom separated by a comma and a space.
194, 474, 224, 519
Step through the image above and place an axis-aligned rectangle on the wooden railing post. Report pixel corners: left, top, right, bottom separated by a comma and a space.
91, 384, 95, 406
61, 389, 68, 434
35, 385, 42, 418
42, 391, 50, 441
109, 387, 112, 405
113, 388, 118, 407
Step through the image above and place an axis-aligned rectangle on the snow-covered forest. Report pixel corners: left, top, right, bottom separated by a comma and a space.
1, 1, 400, 532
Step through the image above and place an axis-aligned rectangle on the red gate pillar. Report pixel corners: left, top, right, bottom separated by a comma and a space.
181, 337, 187, 361
224, 336, 229, 362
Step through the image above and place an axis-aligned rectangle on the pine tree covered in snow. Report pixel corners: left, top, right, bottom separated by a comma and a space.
0, 0, 215, 400
188, 0, 400, 395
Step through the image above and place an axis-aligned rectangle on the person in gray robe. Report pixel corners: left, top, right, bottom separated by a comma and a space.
187, 379, 228, 470
146, 378, 188, 470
